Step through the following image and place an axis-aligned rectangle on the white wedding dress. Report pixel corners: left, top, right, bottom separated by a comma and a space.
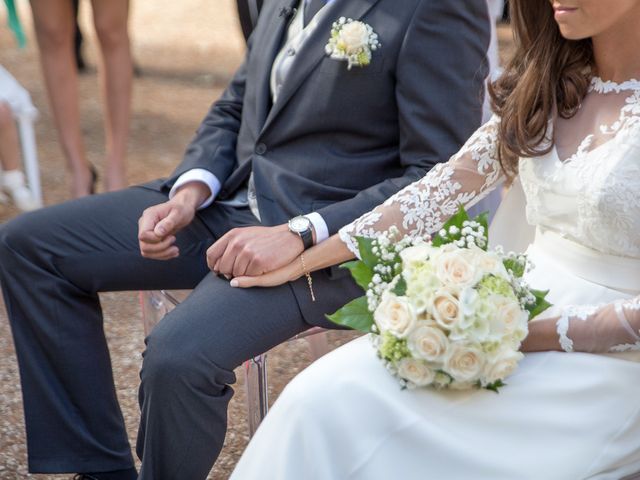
230, 77, 640, 480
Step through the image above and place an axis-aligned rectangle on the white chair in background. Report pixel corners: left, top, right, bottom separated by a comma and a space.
0, 65, 43, 208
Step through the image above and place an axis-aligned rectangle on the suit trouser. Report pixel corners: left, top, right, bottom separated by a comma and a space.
0, 186, 360, 479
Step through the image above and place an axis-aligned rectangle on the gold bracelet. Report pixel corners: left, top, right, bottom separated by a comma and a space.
300, 253, 316, 302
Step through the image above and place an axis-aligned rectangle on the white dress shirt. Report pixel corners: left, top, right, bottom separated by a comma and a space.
169, 0, 331, 243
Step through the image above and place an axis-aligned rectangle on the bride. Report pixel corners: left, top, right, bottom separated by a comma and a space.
229, 0, 640, 478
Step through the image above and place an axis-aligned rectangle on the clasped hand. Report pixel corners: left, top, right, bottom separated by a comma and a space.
138, 184, 304, 278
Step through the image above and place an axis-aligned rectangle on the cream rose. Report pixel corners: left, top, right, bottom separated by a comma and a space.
397, 358, 435, 387
337, 21, 370, 55
374, 293, 417, 338
482, 349, 523, 385
436, 250, 477, 287
445, 343, 484, 382
493, 297, 528, 338
407, 322, 449, 362
475, 250, 508, 278
400, 243, 433, 267
431, 289, 461, 330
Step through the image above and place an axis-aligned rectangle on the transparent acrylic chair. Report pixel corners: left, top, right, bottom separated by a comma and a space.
139, 290, 331, 437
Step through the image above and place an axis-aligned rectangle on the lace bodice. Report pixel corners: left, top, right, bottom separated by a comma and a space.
338, 76, 640, 353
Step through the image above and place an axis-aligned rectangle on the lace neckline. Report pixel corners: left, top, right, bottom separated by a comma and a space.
590, 76, 640, 94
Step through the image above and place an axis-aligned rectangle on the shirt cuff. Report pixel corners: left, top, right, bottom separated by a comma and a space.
304, 212, 329, 244
169, 169, 221, 209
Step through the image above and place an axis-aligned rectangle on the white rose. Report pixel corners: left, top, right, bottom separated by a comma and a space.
407, 322, 449, 362
337, 21, 370, 54
400, 243, 433, 267
374, 292, 417, 338
475, 250, 508, 278
397, 358, 435, 387
482, 348, 523, 385
445, 343, 484, 383
493, 297, 528, 338
436, 249, 477, 287
431, 289, 461, 330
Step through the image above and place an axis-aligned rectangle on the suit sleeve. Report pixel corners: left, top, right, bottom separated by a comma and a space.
162, 38, 252, 191
315, 0, 491, 235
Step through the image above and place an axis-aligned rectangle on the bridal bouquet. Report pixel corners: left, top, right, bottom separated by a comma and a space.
329, 207, 551, 391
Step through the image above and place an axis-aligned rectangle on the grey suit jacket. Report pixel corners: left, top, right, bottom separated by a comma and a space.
163, 0, 490, 235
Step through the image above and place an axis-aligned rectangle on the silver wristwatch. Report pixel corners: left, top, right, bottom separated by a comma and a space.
288, 215, 313, 250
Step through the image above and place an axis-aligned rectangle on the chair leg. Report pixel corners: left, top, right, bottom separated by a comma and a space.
139, 290, 172, 337
244, 353, 269, 438
16, 115, 42, 207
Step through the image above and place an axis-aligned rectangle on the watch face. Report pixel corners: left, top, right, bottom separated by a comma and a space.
289, 216, 311, 233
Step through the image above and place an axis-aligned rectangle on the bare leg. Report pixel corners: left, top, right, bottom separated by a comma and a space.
92, 0, 133, 192
0, 102, 21, 172
29, 0, 94, 198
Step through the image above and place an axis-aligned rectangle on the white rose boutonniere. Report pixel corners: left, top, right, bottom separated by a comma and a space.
325, 17, 380, 70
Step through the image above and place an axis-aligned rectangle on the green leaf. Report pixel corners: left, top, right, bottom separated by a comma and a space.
340, 260, 373, 291
475, 211, 490, 250
484, 379, 506, 393
526, 288, 553, 320
392, 276, 407, 296
446, 204, 471, 229
503, 258, 525, 278
476, 210, 489, 234
432, 205, 469, 247
356, 236, 378, 269
326, 296, 374, 333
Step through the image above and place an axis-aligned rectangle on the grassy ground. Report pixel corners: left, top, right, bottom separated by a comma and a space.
0, 2, 513, 478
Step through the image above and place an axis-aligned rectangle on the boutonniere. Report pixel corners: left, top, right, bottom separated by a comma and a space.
324, 17, 381, 70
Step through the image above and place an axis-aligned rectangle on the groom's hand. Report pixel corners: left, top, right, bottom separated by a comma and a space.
207, 224, 305, 278
138, 182, 210, 260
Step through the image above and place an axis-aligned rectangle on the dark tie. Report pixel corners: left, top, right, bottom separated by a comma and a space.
304, 0, 326, 26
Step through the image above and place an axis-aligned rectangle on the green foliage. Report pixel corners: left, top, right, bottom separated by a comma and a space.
484, 379, 506, 393
526, 288, 553, 320
341, 260, 373, 292
327, 296, 373, 333
356, 236, 378, 269
431, 205, 489, 250
475, 211, 489, 244
432, 206, 470, 248
503, 257, 526, 278
392, 276, 407, 296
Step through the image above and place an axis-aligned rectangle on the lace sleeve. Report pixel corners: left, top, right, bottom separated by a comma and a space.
553, 296, 640, 353
338, 115, 504, 256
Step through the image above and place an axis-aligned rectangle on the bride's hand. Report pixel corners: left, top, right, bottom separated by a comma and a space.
230, 234, 356, 289
230, 259, 302, 288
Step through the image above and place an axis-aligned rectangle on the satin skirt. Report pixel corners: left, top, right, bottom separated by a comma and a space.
230, 232, 640, 480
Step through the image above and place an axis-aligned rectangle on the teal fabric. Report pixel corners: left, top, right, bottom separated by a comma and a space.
4, 0, 26, 48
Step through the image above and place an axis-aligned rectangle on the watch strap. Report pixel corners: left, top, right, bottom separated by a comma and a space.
299, 227, 313, 250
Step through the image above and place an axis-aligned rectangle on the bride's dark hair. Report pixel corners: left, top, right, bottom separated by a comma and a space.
489, 0, 594, 177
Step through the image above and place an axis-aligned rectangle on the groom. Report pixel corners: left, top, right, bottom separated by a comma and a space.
0, 0, 489, 478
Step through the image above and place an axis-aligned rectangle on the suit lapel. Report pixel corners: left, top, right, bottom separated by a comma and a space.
261, 0, 382, 133
253, 0, 300, 130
